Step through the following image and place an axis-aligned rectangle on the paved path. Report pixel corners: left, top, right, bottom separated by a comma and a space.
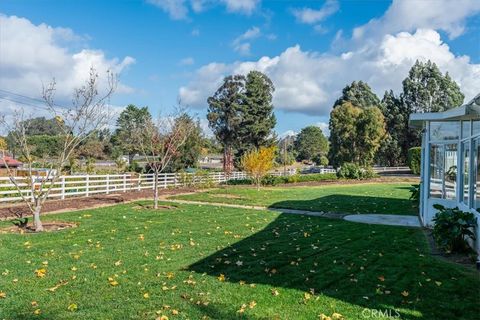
343, 214, 421, 227
163, 199, 421, 227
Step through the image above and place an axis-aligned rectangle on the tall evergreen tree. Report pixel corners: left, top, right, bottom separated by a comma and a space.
294, 126, 329, 163
329, 101, 385, 167
376, 90, 407, 166
402, 60, 464, 113
114, 104, 153, 163
334, 81, 381, 109
402, 60, 464, 149
236, 71, 276, 158
207, 75, 245, 174
166, 114, 203, 172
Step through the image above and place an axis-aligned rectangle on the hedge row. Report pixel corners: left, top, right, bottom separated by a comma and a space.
226, 173, 338, 186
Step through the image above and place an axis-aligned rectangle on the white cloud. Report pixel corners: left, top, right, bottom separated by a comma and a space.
191, 28, 200, 36
353, 0, 480, 40
147, 0, 189, 20
292, 0, 339, 24
221, 0, 260, 14
148, 0, 261, 19
179, 30, 480, 116
0, 14, 135, 105
279, 130, 297, 139
179, 57, 195, 65
316, 122, 330, 137
232, 26, 261, 55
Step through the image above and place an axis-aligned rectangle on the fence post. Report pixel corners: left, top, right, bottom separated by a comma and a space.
85, 175, 90, 197
123, 174, 127, 192
106, 175, 110, 194
163, 173, 167, 189
61, 176, 65, 200
137, 174, 141, 191
30, 176, 35, 203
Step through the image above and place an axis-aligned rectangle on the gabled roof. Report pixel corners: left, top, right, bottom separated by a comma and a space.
409, 93, 480, 128
0, 155, 23, 168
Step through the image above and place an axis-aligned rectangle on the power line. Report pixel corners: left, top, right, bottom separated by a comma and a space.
0, 88, 68, 110
0, 96, 50, 111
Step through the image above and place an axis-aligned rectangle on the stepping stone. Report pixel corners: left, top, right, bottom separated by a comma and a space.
343, 214, 421, 227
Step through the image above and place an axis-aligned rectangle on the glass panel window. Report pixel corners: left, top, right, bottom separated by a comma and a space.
473, 121, 480, 136
429, 144, 444, 198
429, 143, 458, 200
474, 138, 480, 210
444, 144, 457, 200
462, 121, 471, 138
429, 121, 460, 141
462, 141, 470, 204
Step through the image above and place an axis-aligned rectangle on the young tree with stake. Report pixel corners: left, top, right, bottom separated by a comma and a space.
0, 68, 116, 232
135, 111, 194, 209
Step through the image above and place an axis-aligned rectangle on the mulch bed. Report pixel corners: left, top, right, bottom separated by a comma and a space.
423, 229, 478, 270
0, 221, 77, 234
0, 187, 196, 220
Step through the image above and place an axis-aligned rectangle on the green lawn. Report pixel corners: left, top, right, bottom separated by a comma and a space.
0, 198, 478, 319
172, 183, 417, 215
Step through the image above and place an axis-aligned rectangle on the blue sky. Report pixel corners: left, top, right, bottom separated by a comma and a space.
0, 0, 479, 136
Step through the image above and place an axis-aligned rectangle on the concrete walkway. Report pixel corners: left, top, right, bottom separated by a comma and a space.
343, 214, 421, 227
163, 199, 421, 228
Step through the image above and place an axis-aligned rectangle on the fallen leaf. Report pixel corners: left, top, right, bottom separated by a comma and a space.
0, 291, 6, 299
217, 274, 225, 282
35, 268, 47, 278
401, 290, 409, 297
67, 303, 78, 312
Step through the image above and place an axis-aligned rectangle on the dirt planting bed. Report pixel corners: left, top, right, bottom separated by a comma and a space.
0, 187, 197, 220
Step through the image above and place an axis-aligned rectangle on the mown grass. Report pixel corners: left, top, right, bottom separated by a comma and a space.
0, 198, 478, 319
172, 183, 417, 215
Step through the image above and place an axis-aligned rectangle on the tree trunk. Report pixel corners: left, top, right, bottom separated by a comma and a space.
153, 171, 159, 209
223, 146, 233, 178
33, 204, 44, 232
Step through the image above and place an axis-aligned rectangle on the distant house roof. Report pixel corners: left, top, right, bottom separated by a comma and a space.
0, 155, 23, 168
409, 93, 480, 128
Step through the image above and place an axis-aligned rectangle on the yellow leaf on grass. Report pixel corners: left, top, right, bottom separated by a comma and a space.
143, 293, 150, 299
271, 289, 280, 296
0, 291, 6, 299
33, 309, 41, 315
35, 268, 47, 278
217, 274, 225, 282
108, 277, 119, 286
67, 303, 78, 312
332, 312, 344, 320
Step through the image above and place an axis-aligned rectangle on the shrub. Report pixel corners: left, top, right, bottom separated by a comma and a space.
409, 184, 420, 208
337, 163, 362, 179
226, 178, 252, 185
261, 175, 283, 186
432, 204, 477, 253
337, 163, 378, 180
407, 147, 421, 175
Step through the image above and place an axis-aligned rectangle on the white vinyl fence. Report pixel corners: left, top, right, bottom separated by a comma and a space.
0, 170, 299, 204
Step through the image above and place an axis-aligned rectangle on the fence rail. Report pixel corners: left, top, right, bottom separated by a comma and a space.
0, 170, 296, 204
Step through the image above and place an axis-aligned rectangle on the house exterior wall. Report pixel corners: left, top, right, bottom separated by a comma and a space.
421, 119, 480, 253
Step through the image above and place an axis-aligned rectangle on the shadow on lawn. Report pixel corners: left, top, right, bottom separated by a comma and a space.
268, 194, 416, 215
188, 210, 473, 319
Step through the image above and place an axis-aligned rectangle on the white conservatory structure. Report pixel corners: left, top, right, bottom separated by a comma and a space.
410, 93, 480, 253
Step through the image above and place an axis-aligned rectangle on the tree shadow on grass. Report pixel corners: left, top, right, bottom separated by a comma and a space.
188, 212, 478, 319
268, 194, 417, 216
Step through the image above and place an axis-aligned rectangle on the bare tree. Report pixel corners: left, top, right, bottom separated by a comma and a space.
135, 110, 194, 209
0, 67, 116, 231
